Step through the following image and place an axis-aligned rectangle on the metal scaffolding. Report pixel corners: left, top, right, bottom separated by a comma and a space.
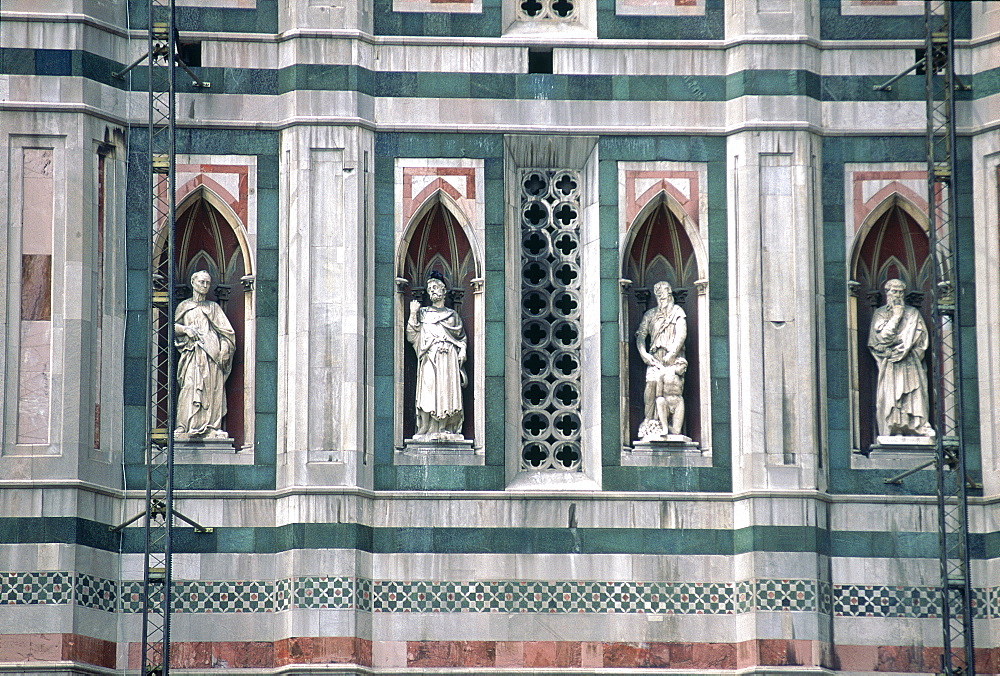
142, 1, 179, 673
924, 2, 975, 674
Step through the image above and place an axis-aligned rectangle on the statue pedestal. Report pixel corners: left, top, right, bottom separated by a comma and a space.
174, 435, 254, 464
397, 439, 483, 465
622, 436, 709, 467
633, 435, 699, 451
855, 435, 935, 470
871, 435, 935, 452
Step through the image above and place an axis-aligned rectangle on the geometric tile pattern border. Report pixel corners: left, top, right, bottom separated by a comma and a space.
6, 573, 998, 619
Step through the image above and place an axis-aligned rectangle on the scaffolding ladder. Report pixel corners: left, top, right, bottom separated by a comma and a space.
141, 0, 179, 673
924, 1, 974, 673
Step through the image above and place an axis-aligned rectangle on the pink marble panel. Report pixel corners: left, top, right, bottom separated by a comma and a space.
21, 148, 53, 255
17, 320, 51, 444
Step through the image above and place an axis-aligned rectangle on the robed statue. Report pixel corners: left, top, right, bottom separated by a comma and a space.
174, 270, 236, 439
868, 278, 934, 439
406, 275, 467, 441
635, 280, 688, 441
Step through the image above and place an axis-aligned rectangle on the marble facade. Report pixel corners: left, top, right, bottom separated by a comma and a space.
1, 1, 999, 674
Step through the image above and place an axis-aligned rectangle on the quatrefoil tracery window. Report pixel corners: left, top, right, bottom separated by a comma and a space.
519, 169, 583, 471
518, 0, 575, 21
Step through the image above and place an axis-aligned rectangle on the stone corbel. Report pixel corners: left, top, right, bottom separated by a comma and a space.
471, 277, 485, 294
619, 278, 633, 295
847, 280, 861, 297
394, 277, 410, 295
240, 274, 255, 292
694, 279, 708, 296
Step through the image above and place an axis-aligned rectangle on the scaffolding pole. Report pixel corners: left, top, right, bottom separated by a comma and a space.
141, 0, 177, 674
925, 2, 974, 674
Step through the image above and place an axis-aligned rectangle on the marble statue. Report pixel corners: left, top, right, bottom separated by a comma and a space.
174, 270, 236, 439
406, 276, 467, 441
868, 278, 934, 439
635, 281, 688, 441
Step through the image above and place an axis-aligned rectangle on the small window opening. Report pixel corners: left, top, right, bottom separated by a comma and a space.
179, 41, 202, 68
528, 49, 553, 74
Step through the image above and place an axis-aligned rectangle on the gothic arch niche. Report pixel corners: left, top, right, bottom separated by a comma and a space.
849, 195, 932, 452
171, 187, 255, 454
621, 195, 710, 452
395, 194, 483, 452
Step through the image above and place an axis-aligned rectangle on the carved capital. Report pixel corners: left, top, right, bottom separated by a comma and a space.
847, 280, 861, 297
619, 278, 633, 294
214, 283, 232, 308
174, 283, 191, 302
672, 288, 689, 306
694, 279, 708, 296
394, 277, 410, 295
471, 277, 485, 294
634, 288, 651, 309
866, 290, 883, 308
905, 291, 924, 309
240, 274, 255, 291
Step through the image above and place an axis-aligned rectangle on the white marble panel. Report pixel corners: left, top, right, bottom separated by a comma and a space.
371, 552, 733, 583
832, 616, 943, 647
830, 556, 938, 586
372, 611, 736, 642
840, 0, 927, 16
973, 134, 1000, 496
373, 45, 523, 74
828, 500, 938, 533
0, 607, 72, 639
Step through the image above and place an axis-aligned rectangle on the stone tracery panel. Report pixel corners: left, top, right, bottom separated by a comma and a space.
518, 169, 583, 471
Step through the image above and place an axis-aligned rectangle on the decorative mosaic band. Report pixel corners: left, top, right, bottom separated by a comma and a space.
7, 572, 999, 619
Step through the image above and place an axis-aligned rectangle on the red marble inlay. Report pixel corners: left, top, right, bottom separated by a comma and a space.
173, 164, 250, 227
275, 637, 371, 666
624, 169, 700, 231
20, 254, 52, 321
407, 640, 496, 668
692, 641, 737, 670
976, 646, 1000, 675
523, 641, 581, 668
0, 634, 115, 669
402, 166, 477, 223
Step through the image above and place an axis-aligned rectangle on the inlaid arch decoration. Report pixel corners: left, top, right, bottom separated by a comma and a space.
393, 159, 486, 459
620, 181, 711, 455
847, 191, 933, 452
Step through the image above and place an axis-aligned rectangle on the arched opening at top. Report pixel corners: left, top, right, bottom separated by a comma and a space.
399, 199, 478, 441
851, 198, 933, 449
174, 192, 251, 450
622, 199, 702, 445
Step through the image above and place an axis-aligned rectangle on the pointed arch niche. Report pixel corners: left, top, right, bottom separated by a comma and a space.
394, 194, 485, 462
848, 195, 932, 453
621, 194, 711, 461
170, 186, 256, 461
